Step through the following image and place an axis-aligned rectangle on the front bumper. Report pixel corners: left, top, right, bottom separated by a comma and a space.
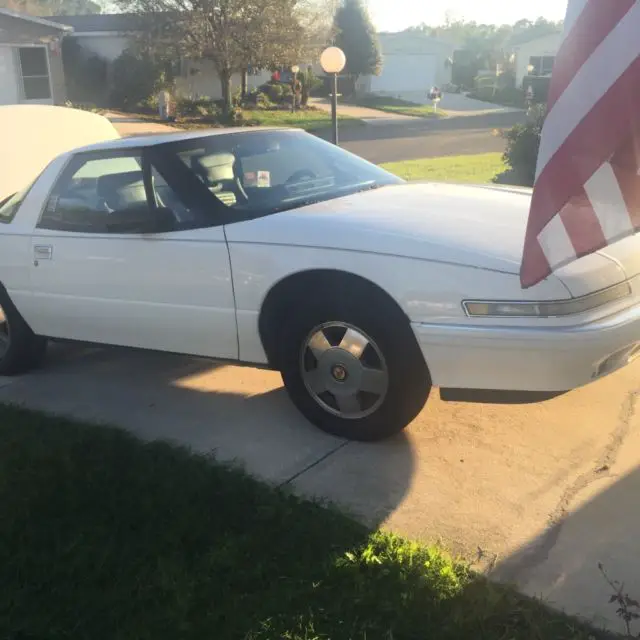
411, 303, 640, 392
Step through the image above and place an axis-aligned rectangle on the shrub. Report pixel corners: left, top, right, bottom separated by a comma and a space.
64, 100, 99, 112
493, 105, 546, 187
259, 82, 293, 105
175, 97, 219, 119
61, 39, 108, 105
110, 50, 171, 111
468, 86, 525, 108
245, 89, 273, 109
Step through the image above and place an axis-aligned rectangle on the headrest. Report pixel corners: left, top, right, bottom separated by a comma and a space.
97, 171, 145, 202
192, 152, 235, 183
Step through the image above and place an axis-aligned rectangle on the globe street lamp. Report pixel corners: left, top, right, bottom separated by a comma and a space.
320, 46, 346, 145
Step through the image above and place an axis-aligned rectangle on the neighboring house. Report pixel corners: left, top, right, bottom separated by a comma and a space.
0, 8, 71, 105
50, 13, 277, 100
357, 32, 455, 101
512, 31, 563, 87
49, 13, 139, 62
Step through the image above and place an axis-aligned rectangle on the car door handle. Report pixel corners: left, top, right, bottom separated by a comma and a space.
34, 245, 53, 260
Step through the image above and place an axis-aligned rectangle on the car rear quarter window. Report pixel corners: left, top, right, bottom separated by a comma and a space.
0, 179, 37, 224
39, 154, 146, 233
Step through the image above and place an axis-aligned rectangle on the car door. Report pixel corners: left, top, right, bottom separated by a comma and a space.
27, 147, 238, 359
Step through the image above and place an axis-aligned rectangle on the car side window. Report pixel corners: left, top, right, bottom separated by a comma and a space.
39, 153, 148, 233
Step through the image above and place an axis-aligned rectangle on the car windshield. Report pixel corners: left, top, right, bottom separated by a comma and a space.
156, 130, 403, 219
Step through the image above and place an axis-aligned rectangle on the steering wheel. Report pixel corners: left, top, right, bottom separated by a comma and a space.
286, 169, 316, 184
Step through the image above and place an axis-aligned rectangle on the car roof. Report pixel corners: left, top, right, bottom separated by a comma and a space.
72, 126, 298, 154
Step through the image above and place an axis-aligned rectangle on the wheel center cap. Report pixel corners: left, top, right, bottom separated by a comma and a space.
331, 364, 348, 382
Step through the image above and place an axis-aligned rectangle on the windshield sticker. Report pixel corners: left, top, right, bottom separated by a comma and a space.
243, 171, 271, 188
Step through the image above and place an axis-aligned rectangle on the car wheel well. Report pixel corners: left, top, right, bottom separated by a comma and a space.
258, 269, 412, 370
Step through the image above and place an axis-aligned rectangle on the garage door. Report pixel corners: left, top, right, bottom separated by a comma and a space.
0, 47, 19, 105
370, 54, 437, 94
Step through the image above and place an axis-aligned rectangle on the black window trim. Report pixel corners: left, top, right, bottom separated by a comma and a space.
36, 146, 228, 234
0, 176, 39, 225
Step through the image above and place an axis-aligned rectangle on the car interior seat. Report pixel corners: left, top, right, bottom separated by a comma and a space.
97, 171, 147, 213
190, 152, 246, 206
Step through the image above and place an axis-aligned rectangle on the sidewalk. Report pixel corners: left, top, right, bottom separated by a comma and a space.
308, 97, 420, 123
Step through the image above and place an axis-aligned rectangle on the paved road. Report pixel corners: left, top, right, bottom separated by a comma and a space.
2, 344, 639, 634
315, 111, 526, 164
108, 111, 525, 166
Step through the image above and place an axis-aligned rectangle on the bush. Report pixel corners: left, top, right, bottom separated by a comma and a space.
468, 86, 525, 108
175, 97, 219, 119
64, 100, 99, 112
61, 39, 108, 105
110, 50, 171, 112
493, 105, 546, 187
245, 89, 273, 109
259, 81, 293, 105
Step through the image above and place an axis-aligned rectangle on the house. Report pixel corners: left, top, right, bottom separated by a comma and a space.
0, 8, 71, 105
49, 13, 276, 101
512, 31, 563, 87
356, 32, 455, 101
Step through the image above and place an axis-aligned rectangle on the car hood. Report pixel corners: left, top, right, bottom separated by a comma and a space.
231, 183, 532, 274
229, 182, 640, 296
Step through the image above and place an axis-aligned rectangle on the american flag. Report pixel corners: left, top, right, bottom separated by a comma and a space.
520, 0, 640, 288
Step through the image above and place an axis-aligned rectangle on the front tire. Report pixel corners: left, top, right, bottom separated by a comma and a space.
0, 290, 47, 376
278, 292, 431, 441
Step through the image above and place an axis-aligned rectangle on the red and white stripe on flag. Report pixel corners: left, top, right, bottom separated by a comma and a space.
520, 0, 640, 288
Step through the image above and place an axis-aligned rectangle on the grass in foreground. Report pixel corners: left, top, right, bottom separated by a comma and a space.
0, 404, 601, 640
353, 94, 444, 118
382, 152, 507, 184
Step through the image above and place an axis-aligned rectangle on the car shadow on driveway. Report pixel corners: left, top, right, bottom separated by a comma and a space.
492, 399, 640, 634
0, 343, 416, 526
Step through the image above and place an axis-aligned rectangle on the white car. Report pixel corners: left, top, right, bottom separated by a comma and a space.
1, 117, 640, 441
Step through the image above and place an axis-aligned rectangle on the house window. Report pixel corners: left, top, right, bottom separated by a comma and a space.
528, 55, 555, 77
18, 47, 51, 100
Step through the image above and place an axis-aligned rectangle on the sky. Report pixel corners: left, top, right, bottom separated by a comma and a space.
368, 0, 568, 33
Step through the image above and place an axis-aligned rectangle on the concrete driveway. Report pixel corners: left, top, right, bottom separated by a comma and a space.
2, 343, 639, 633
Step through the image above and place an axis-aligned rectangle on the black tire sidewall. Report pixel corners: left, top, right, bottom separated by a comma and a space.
0, 289, 46, 376
279, 293, 430, 441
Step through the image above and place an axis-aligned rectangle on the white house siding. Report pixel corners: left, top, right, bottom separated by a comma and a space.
66, 33, 274, 101
72, 33, 131, 62
175, 59, 276, 100
359, 33, 454, 100
514, 32, 563, 87
370, 53, 437, 94
0, 46, 19, 104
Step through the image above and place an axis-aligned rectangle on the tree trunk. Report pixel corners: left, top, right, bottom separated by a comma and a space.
241, 68, 248, 99
220, 69, 232, 114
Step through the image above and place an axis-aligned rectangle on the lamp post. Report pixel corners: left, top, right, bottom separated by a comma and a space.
320, 46, 346, 145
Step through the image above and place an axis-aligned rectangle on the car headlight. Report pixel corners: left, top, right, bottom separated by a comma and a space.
463, 281, 632, 318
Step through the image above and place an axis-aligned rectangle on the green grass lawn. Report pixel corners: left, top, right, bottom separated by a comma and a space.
353, 94, 444, 118
123, 108, 360, 132
382, 152, 508, 184
241, 107, 361, 130
0, 404, 604, 640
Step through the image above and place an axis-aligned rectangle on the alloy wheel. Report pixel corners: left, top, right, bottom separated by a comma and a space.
300, 321, 389, 419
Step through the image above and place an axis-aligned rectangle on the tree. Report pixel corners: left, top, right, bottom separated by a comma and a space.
332, 0, 381, 81
117, 0, 317, 114
0, 0, 101, 15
